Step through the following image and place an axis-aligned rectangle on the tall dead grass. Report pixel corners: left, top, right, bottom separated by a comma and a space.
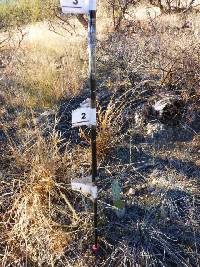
79, 97, 127, 161
0, 126, 83, 266
5, 23, 87, 109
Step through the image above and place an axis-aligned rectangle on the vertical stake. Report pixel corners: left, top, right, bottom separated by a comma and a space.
88, 3, 99, 252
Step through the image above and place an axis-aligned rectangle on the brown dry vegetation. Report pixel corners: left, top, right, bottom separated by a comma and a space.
0, 0, 199, 266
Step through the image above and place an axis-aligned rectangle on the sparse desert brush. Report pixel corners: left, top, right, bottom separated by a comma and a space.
99, 11, 200, 104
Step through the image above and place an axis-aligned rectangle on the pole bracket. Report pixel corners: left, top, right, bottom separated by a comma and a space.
71, 176, 97, 201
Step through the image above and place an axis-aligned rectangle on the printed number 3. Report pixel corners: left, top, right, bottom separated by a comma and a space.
82, 113, 86, 120
73, 0, 78, 5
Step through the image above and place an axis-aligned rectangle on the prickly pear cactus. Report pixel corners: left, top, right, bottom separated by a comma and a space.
111, 180, 125, 218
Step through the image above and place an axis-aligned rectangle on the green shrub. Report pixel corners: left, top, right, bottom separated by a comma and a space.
0, 0, 58, 28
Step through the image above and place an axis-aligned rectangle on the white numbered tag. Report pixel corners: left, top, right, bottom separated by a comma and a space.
72, 107, 96, 127
60, 0, 96, 14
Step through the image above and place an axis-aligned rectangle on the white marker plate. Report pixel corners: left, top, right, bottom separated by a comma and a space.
72, 107, 96, 128
60, 0, 96, 14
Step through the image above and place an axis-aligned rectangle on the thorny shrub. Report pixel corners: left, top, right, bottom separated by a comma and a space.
98, 14, 200, 106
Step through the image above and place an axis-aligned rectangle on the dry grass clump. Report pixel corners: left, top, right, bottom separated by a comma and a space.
0, 127, 83, 266
14, 45, 87, 108
97, 99, 126, 159
79, 98, 126, 161
97, 103, 116, 159
6, 190, 68, 265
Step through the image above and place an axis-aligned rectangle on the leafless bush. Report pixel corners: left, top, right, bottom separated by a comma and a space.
98, 14, 200, 104
149, 0, 198, 13
103, 0, 140, 30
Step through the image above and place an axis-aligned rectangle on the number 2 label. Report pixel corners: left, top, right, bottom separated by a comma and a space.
82, 113, 86, 120
72, 107, 96, 128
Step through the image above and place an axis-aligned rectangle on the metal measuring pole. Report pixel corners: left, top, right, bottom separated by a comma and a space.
88, 3, 99, 253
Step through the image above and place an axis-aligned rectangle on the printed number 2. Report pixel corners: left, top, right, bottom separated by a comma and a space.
73, 0, 78, 5
81, 113, 86, 120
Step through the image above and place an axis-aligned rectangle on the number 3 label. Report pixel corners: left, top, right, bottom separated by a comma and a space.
60, 0, 96, 14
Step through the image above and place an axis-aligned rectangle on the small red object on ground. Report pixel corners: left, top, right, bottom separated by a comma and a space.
92, 244, 100, 253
